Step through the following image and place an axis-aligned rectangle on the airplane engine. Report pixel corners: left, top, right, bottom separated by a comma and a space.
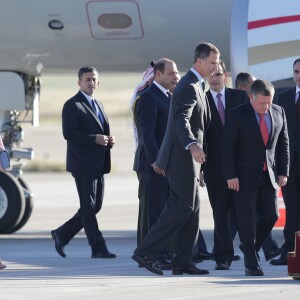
0, 72, 37, 233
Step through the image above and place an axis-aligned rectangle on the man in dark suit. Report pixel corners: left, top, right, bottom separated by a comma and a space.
235, 72, 282, 262
222, 79, 289, 276
133, 58, 179, 269
132, 42, 220, 276
201, 61, 248, 270
51, 66, 116, 259
131, 61, 155, 248
271, 58, 300, 265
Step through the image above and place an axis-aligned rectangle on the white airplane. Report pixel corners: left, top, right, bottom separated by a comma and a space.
0, 0, 300, 233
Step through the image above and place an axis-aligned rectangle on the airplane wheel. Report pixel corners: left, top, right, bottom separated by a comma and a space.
0, 172, 25, 233
6, 177, 34, 233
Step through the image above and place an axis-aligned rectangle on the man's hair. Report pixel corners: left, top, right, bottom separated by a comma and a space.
235, 72, 253, 89
250, 79, 274, 96
219, 60, 227, 73
153, 58, 175, 74
194, 42, 220, 63
78, 66, 98, 80
293, 58, 300, 68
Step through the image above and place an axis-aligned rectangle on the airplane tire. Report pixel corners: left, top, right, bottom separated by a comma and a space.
6, 177, 34, 233
0, 172, 26, 233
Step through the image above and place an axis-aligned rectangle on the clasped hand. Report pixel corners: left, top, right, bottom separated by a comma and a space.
95, 134, 115, 147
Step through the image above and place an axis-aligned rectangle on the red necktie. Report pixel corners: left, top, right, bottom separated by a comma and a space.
259, 113, 269, 171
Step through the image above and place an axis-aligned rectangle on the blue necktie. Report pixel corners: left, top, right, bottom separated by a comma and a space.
91, 99, 104, 125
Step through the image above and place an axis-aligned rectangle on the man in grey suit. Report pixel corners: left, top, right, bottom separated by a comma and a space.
132, 42, 220, 275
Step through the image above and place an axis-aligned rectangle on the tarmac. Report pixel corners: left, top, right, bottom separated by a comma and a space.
0, 120, 299, 299
0, 172, 299, 300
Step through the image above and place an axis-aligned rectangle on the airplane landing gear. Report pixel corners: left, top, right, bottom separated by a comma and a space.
7, 176, 34, 233
0, 172, 25, 233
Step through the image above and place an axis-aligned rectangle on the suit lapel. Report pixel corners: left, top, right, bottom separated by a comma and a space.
187, 71, 205, 107
225, 88, 235, 115
82, 100, 104, 131
284, 88, 297, 125
95, 100, 109, 125
207, 91, 223, 127
245, 102, 265, 146
196, 81, 205, 107
268, 106, 275, 146
187, 70, 210, 127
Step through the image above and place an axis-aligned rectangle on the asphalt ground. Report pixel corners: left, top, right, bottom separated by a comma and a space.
0, 119, 299, 299
0, 172, 299, 300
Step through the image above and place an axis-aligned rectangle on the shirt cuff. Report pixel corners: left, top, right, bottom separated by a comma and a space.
185, 142, 197, 150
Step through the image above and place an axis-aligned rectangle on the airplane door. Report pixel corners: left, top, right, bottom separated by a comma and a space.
86, 0, 144, 39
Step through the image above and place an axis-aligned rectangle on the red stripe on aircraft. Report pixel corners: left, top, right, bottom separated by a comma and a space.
248, 15, 300, 30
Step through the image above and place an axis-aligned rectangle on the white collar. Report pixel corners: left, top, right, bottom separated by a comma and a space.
190, 67, 204, 85
80, 90, 95, 107
153, 81, 169, 96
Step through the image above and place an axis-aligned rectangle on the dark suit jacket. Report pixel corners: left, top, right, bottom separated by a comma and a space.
222, 101, 289, 191
204, 88, 248, 182
278, 88, 300, 167
156, 70, 211, 177
62, 91, 111, 177
133, 84, 170, 172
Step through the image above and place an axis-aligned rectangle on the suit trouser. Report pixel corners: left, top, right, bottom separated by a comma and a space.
282, 156, 300, 251
136, 171, 148, 246
55, 172, 108, 254
135, 174, 200, 268
233, 171, 278, 268
145, 170, 169, 228
207, 180, 278, 262
197, 229, 209, 254
206, 180, 234, 263
231, 209, 278, 256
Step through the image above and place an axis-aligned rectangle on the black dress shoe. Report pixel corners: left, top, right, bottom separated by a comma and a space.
132, 253, 163, 275
245, 266, 264, 276
265, 247, 282, 261
51, 230, 66, 258
92, 251, 117, 258
215, 261, 230, 270
194, 252, 214, 262
153, 257, 172, 270
232, 255, 241, 261
270, 252, 287, 265
172, 265, 209, 275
